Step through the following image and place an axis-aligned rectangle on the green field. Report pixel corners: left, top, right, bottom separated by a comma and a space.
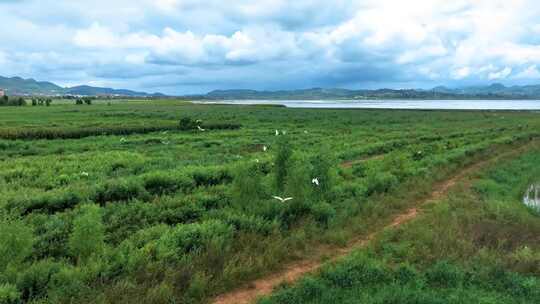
0, 100, 539, 304
260, 148, 540, 304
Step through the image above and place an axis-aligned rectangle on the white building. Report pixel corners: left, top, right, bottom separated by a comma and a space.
0, 89, 5, 97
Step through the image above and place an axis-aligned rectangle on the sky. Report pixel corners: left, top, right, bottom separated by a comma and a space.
2, 0, 540, 95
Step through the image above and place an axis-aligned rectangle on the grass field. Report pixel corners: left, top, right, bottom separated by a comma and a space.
260, 147, 540, 304
0, 100, 539, 304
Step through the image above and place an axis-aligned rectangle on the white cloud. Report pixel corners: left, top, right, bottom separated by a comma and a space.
3, 0, 540, 93
515, 65, 540, 78
488, 67, 512, 80
452, 67, 471, 79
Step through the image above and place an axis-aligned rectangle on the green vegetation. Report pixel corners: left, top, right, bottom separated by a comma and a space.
0, 96, 26, 107
260, 148, 540, 304
0, 100, 539, 303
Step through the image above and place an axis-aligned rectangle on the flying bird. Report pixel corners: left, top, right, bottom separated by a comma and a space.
80, 171, 89, 177
272, 196, 293, 203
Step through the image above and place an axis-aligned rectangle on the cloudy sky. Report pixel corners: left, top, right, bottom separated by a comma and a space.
2, 0, 540, 94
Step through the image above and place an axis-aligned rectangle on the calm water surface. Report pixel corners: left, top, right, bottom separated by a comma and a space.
196, 99, 540, 110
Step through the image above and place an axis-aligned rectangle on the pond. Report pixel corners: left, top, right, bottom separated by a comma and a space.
523, 183, 540, 211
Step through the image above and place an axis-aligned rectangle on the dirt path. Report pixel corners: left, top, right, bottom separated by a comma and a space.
212, 141, 537, 304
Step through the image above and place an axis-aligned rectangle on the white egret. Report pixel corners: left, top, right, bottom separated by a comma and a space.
272, 196, 293, 203
197, 126, 206, 131
275, 130, 280, 136
80, 171, 89, 177
312, 178, 320, 186
263, 145, 268, 152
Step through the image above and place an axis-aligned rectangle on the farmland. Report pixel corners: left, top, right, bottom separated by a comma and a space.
0, 100, 539, 304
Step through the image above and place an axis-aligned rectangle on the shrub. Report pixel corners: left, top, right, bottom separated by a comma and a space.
285, 154, 312, 203
190, 167, 232, 187
310, 149, 336, 201
11, 190, 82, 215
231, 162, 266, 209
142, 171, 195, 195
0, 217, 34, 271
310, 202, 336, 227
46, 265, 88, 302
425, 261, 464, 288
16, 259, 62, 301
274, 135, 293, 193
29, 213, 71, 259
214, 210, 277, 236
365, 171, 399, 196
68, 204, 105, 263
155, 220, 234, 262
94, 178, 148, 204
0, 284, 21, 304
179, 117, 198, 131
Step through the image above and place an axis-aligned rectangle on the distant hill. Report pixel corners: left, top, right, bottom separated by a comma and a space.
0, 76, 163, 97
205, 84, 540, 100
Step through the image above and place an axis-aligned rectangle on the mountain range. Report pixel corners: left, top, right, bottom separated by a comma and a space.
0, 76, 163, 97
204, 84, 540, 100
3, 75, 540, 99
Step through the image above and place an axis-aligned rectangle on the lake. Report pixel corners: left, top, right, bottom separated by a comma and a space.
195, 100, 540, 110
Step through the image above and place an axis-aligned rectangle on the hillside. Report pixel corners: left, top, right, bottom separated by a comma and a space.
0, 76, 162, 97
205, 84, 540, 100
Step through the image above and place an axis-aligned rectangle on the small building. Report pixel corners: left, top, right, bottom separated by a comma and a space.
0, 89, 5, 97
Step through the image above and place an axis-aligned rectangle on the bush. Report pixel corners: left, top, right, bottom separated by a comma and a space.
179, 117, 198, 131
0, 284, 21, 304
214, 210, 277, 236
46, 265, 88, 302
310, 202, 336, 227
0, 217, 34, 271
231, 162, 266, 209
274, 136, 293, 193
425, 261, 464, 288
285, 154, 313, 204
29, 213, 71, 259
365, 171, 399, 196
68, 204, 105, 263
190, 167, 232, 187
142, 171, 194, 195
9, 189, 82, 215
16, 259, 62, 301
94, 178, 148, 203
310, 149, 336, 201
155, 220, 234, 262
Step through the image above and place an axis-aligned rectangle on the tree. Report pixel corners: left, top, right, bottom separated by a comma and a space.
45, 98, 52, 106
68, 204, 105, 263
